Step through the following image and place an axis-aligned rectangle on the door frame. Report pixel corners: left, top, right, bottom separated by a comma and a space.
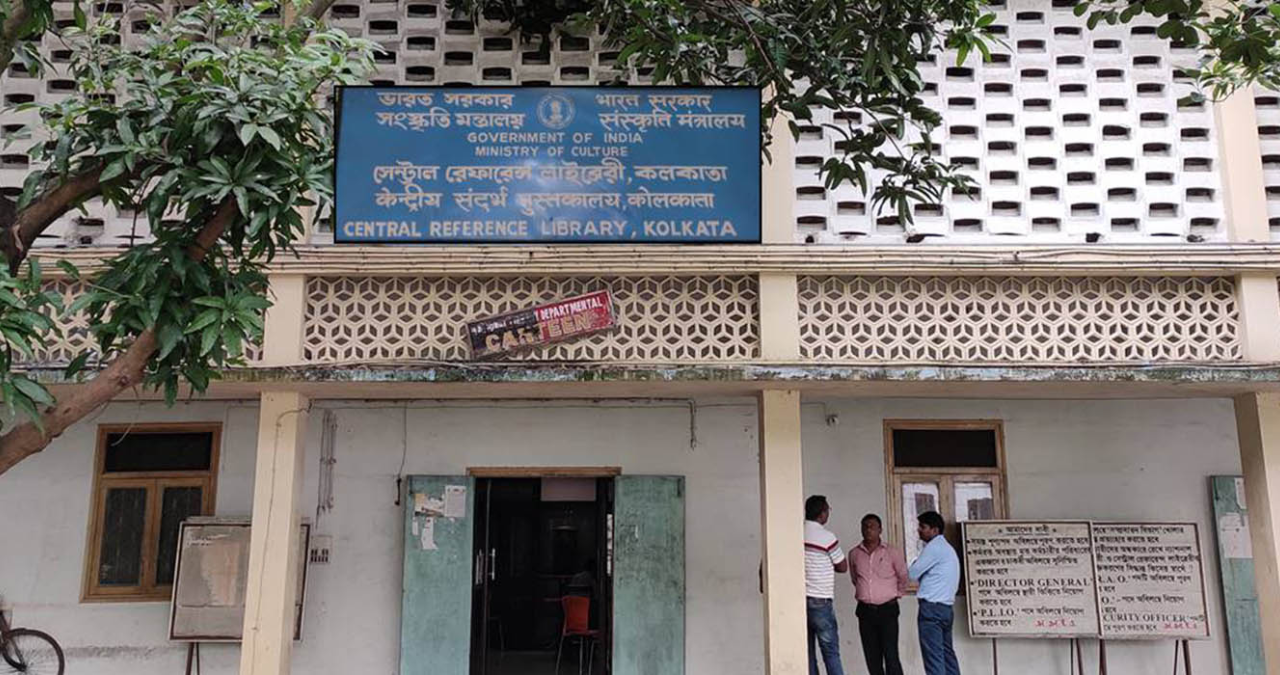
467, 467, 619, 675
468, 466, 622, 478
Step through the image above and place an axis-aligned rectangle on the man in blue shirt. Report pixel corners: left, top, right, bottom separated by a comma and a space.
907, 511, 961, 675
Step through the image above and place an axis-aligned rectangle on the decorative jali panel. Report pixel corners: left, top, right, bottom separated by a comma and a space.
27, 279, 95, 366
303, 276, 759, 362
22, 280, 262, 367
798, 276, 1240, 363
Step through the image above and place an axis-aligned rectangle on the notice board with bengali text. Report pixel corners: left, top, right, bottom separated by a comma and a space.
962, 520, 1209, 640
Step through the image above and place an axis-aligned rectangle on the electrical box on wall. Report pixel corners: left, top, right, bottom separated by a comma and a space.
310, 535, 332, 565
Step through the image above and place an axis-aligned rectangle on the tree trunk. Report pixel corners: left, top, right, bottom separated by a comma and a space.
0, 197, 238, 477
2, 166, 107, 274
0, 0, 32, 79
0, 0, 337, 478
0, 330, 155, 474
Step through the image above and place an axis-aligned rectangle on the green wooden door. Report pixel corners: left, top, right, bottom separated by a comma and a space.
1210, 476, 1266, 675
612, 476, 685, 675
400, 475, 475, 675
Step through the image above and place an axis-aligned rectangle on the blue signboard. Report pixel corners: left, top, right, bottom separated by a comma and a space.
334, 86, 761, 243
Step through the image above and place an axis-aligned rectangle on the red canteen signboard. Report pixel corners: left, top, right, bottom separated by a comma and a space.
467, 290, 616, 359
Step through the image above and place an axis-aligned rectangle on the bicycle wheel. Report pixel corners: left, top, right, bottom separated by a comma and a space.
1, 630, 64, 675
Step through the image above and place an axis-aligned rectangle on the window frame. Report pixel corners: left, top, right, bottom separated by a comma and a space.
883, 419, 1009, 567
82, 423, 220, 603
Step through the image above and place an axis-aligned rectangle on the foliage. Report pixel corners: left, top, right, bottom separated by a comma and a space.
0, 0, 58, 74
5, 0, 376, 412
1, 0, 1280, 456
1077, 0, 1280, 101
456, 0, 997, 224
0, 260, 62, 429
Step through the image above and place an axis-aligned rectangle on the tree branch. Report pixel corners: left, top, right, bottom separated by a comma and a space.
0, 165, 107, 275
0, 0, 32, 78
302, 0, 339, 24
0, 196, 238, 476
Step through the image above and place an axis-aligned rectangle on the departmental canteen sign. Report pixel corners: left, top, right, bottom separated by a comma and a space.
467, 290, 616, 359
334, 86, 761, 243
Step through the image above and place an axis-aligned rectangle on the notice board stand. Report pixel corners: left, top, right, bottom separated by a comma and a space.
1173, 639, 1193, 675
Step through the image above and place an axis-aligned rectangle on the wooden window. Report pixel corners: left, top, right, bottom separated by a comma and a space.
83, 424, 219, 602
884, 420, 1008, 567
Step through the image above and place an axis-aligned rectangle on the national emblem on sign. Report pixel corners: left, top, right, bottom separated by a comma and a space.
537, 92, 575, 129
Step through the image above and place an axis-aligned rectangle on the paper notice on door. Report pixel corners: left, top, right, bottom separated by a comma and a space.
1235, 477, 1247, 511
419, 516, 437, 551
1219, 513, 1253, 559
412, 492, 427, 515
444, 485, 467, 519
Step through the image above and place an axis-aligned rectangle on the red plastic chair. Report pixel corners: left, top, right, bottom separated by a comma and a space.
555, 596, 600, 675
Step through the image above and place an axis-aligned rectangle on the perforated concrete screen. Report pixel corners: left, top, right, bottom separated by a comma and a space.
795, 0, 1225, 243
1256, 89, 1280, 239
0, 0, 1234, 245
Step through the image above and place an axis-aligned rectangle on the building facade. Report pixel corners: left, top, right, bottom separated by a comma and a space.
3, 1, 1280, 674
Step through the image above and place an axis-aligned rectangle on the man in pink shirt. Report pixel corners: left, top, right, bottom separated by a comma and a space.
849, 513, 908, 675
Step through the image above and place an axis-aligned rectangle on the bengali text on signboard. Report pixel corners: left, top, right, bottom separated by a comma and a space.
963, 521, 1100, 638
961, 520, 1209, 640
1094, 523, 1209, 639
334, 87, 761, 243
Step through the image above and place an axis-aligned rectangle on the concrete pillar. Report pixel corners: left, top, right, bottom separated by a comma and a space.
759, 273, 801, 361
761, 89, 794, 245
1214, 86, 1269, 242
239, 391, 310, 675
1233, 393, 1280, 672
1236, 272, 1280, 362
261, 274, 307, 366
758, 389, 807, 675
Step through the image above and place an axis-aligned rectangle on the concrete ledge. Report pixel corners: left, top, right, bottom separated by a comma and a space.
29, 243, 1280, 277
29, 361, 1280, 400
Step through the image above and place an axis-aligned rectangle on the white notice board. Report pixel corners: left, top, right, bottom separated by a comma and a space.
1094, 522, 1210, 640
963, 521, 1099, 638
961, 520, 1209, 640
168, 517, 311, 642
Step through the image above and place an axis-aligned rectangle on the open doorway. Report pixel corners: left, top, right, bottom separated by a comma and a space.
471, 475, 614, 675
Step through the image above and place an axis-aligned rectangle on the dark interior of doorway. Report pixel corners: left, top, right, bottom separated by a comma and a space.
471, 477, 613, 675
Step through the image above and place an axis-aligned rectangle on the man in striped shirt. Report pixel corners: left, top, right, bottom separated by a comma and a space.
805, 495, 848, 675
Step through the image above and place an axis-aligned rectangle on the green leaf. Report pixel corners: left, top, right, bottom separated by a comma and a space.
157, 322, 184, 360
257, 126, 282, 150
64, 352, 91, 378
100, 159, 127, 182
73, 0, 86, 29
56, 260, 80, 280
199, 322, 219, 356
12, 376, 54, 406
12, 391, 43, 433
186, 308, 221, 334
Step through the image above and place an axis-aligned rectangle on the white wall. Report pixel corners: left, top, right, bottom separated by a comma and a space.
0, 396, 1245, 674
803, 398, 1242, 675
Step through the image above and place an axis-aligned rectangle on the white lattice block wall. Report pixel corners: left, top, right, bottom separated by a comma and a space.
794, 0, 1224, 244
303, 275, 759, 362
0, 0, 1231, 246
797, 276, 1240, 363
1256, 89, 1280, 239
21, 279, 262, 367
